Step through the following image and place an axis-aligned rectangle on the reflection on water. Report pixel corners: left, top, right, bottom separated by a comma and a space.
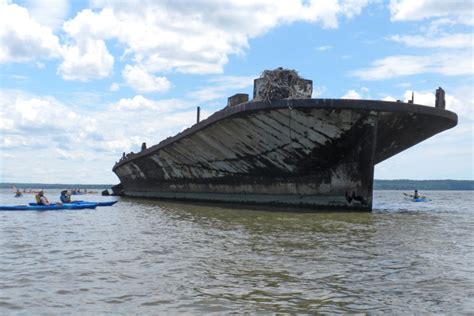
0, 190, 473, 313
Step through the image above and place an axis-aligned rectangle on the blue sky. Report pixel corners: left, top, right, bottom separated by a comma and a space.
0, 0, 472, 184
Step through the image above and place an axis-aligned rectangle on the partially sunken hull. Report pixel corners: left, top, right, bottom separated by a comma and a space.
112, 71, 457, 211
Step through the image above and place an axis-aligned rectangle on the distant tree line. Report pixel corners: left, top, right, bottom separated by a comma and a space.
374, 180, 474, 190
1, 180, 473, 190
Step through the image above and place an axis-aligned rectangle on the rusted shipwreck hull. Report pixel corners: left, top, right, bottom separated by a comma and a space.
112, 71, 457, 211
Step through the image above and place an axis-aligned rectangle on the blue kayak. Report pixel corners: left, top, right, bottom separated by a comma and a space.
29, 201, 117, 207
404, 196, 429, 202
403, 193, 429, 202
0, 203, 98, 211
71, 200, 118, 207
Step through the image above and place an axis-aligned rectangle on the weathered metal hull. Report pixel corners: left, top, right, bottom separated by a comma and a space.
112, 99, 457, 211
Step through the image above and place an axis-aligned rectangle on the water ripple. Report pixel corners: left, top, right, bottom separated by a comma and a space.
0, 190, 473, 313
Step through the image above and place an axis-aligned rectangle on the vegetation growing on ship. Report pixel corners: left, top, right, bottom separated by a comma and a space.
259, 68, 305, 101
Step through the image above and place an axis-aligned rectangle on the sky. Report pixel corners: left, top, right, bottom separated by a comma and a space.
0, 0, 473, 184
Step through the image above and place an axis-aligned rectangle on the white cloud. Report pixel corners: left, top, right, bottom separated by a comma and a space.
60, 0, 369, 76
53, 8, 117, 81
0, 1, 61, 63
2, 1, 371, 80
382, 96, 396, 102
10, 74, 29, 81
2, 90, 196, 159
341, 87, 369, 99
26, 0, 69, 30
340, 0, 371, 18
112, 95, 188, 112
0, 152, 15, 159
0, 91, 97, 142
98, 97, 206, 155
395, 82, 411, 88
341, 89, 362, 99
389, 0, 473, 24
390, 33, 473, 48
316, 45, 332, 51
0, 89, 203, 183
122, 65, 172, 93
0, 134, 33, 149
54, 148, 87, 160
444, 87, 474, 121
58, 38, 114, 81
188, 75, 255, 102
0, 92, 107, 182
61, 8, 117, 39
0, 117, 15, 131
312, 86, 326, 98
423, 17, 469, 34
357, 2, 473, 82
402, 90, 433, 106
351, 53, 473, 80
110, 83, 120, 92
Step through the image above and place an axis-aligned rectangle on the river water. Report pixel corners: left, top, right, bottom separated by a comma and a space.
0, 189, 472, 314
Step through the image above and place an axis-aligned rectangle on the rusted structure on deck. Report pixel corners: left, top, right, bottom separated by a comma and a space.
112, 69, 457, 211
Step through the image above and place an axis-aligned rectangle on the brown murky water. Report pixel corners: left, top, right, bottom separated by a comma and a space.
1, 190, 473, 313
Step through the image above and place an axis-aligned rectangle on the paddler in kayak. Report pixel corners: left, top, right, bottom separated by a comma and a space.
403, 190, 424, 199
60, 190, 72, 203
35, 190, 51, 205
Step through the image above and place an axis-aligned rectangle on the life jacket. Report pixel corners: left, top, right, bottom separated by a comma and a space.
36, 194, 48, 205
60, 194, 70, 203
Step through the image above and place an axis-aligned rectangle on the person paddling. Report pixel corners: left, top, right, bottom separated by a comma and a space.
403, 190, 424, 199
60, 190, 72, 203
35, 190, 51, 205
